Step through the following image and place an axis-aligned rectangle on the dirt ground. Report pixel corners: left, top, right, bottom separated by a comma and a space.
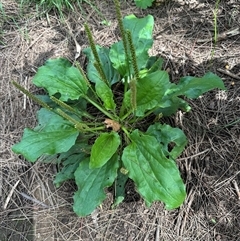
1, 0, 240, 240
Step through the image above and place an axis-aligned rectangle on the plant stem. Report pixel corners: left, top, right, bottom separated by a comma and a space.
57, 108, 106, 132
74, 61, 104, 109
211, 0, 220, 61
56, 108, 89, 132
74, 61, 91, 87
84, 96, 116, 120
50, 96, 76, 112
121, 125, 130, 139
127, 108, 156, 124
119, 77, 129, 117
224, 118, 240, 128
120, 109, 133, 121
50, 96, 95, 120
12, 81, 52, 110
213, 0, 220, 44
87, 126, 106, 131
129, 79, 137, 112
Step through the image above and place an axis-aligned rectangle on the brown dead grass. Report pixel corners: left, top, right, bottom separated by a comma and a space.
1, 0, 240, 240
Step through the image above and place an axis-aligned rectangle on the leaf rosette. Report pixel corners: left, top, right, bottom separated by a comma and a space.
12, 4, 226, 217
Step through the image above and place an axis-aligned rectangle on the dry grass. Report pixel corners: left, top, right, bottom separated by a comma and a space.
1, 0, 240, 240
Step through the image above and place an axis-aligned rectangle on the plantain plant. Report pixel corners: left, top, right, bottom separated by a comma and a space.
134, 0, 155, 9
12, 0, 226, 216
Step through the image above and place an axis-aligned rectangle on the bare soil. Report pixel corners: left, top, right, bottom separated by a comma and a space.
1, 0, 240, 240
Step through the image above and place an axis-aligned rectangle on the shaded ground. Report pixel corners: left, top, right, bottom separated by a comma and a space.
1, 0, 240, 240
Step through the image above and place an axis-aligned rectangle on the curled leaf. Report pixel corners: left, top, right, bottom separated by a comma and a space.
104, 119, 121, 132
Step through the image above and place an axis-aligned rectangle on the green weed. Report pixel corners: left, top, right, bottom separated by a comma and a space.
12, 0, 226, 216
19, 0, 104, 20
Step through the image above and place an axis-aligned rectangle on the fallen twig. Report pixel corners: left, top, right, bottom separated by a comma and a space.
65, 21, 83, 60
3, 180, 20, 210
217, 26, 240, 41
232, 180, 240, 200
155, 220, 160, 241
20, 192, 49, 208
217, 68, 240, 81
23, 76, 28, 110
178, 148, 210, 161
196, 26, 240, 43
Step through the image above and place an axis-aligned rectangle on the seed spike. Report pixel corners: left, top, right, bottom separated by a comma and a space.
84, 23, 108, 84
12, 81, 52, 111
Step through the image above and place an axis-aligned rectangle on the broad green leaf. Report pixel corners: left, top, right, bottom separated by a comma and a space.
54, 153, 85, 188
145, 56, 164, 73
56, 142, 90, 163
134, 0, 155, 9
37, 154, 58, 164
109, 42, 129, 77
135, 70, 171, 116
123, 14, 154, 62
155, 96, 191, 117
95, 80, 116, 111
12, 108, 79, 162
84, 46, 120, 85
122, 130, 186, 209
154, 72, 225, 116
113, 170, 128, 207
138, 57, 164, 78
173, 72, 226, 99
73, 154, 119, 216
54, 142, 90, 187
109, 14, 154, 76
32, 58, 88, 101
122, 90, 131, 113
90, 132, 121, 168
146, 123, 187, 159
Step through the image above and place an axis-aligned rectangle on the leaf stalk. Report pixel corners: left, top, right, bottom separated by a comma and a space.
84, 96, 116, 120
56, 108, 89, 132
